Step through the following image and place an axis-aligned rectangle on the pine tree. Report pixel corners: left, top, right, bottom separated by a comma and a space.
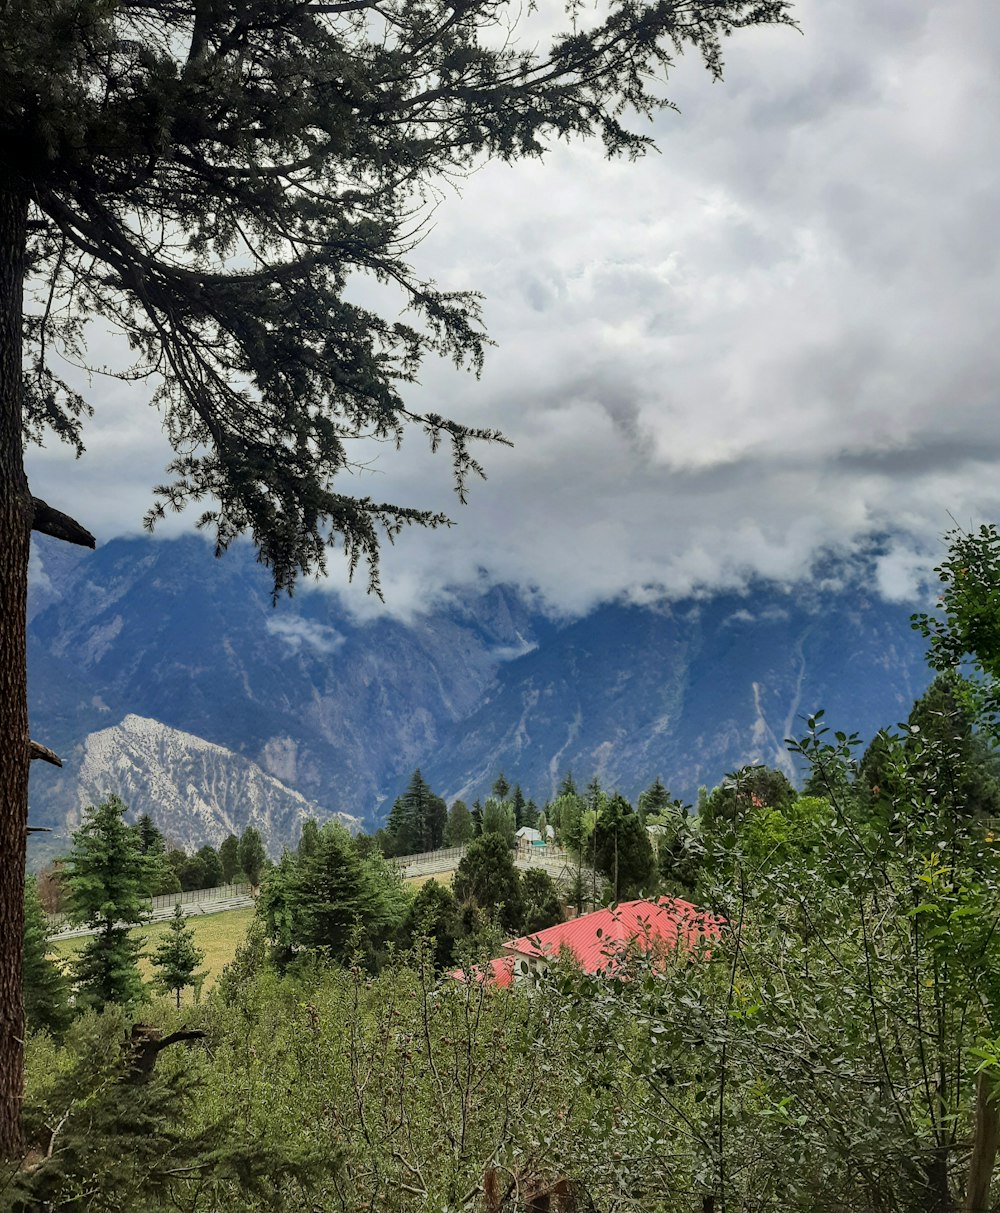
22, 877, 71, 1036
637, 776, 673, 821
386, 770, 448, 854
492, 773, 511, 801
151, 905, 206, 1009
66, 795, 151, 1012
453, 834, 524, 936
593, 794, 656, 901
558, 772, 579, 798
511, 785, 527, 828
258, 824, 404, 965
298, 819, 320, 859
134, 814, 164, 856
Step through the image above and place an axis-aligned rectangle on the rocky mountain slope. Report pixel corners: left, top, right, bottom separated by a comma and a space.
26, 534, 933, 856
69, 714, 357, 854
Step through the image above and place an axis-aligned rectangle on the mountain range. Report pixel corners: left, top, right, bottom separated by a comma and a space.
26, 533, 933, 860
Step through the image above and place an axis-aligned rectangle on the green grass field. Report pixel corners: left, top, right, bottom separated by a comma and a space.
49, 905, 256, 1000
403, 870, 455, 890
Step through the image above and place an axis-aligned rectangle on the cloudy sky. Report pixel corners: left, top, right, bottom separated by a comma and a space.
25, 0, 1000, 618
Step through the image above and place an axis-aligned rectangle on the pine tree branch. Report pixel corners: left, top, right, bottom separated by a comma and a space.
28, 741, 62, 767
31, 497, 96, 549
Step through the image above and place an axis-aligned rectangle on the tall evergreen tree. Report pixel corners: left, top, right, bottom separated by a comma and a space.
151, 905, 206, 1009
386, 770, 447, 854
637, 776, 673, 822
258, 824, 404, 966
492, 772, 511, 801
593, 794, 656, 901
558, 772, 579, 798
0, 0, 793, 1152
298, 819, 321, 859
66, 795, 150, 1012
511, 785, 527, 828
134, 814, 165, 856
22, 877, 71, 1036
453, 834, 524, 936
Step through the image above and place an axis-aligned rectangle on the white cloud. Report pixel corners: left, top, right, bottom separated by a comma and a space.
23, 0, 1000, 618
264, 616, 345, 656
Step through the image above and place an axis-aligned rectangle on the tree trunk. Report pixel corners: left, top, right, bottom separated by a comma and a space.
0, 185, 29, 1160
965, 1069, 1000, 1213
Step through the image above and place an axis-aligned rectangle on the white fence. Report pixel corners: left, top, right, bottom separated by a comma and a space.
393, 841, 589, 887
149, 882, 251, 913
48, 880, 254, 937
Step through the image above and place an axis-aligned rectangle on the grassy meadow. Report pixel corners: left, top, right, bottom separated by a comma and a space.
49, 905, 256, 1000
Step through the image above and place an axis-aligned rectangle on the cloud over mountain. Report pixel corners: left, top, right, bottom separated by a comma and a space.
24, 0, 1000, 617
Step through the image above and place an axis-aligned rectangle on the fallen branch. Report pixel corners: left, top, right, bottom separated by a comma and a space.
31, 497, 96, 549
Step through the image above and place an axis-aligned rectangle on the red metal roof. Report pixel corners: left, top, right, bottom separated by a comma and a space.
450, 898, 720, 986
504, 898, 720, 975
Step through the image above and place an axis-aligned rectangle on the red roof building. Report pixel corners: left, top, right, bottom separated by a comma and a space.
452, 897, 721, 989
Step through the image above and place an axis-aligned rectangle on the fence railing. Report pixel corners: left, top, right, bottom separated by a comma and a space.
391, 845, 467, 870
148, 882, 252, 913
47, 880, 254, 933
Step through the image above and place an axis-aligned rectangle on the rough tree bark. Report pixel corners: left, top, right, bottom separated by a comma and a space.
0, 185, 29, 1159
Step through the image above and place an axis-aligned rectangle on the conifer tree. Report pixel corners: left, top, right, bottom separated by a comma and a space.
453, 834, 524, 935
66, 795, 150, 1012
637, 776, 673, 822
593, 793, 656, 901
22, 877, 71, 1036
511, 785, 527, 828
386, 770, 447, 854
151, 905, 206, 1009
258, 823, 404, 965
558, 772, 579, 798
298, 819, 321, 859
492, 772, 511, 801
